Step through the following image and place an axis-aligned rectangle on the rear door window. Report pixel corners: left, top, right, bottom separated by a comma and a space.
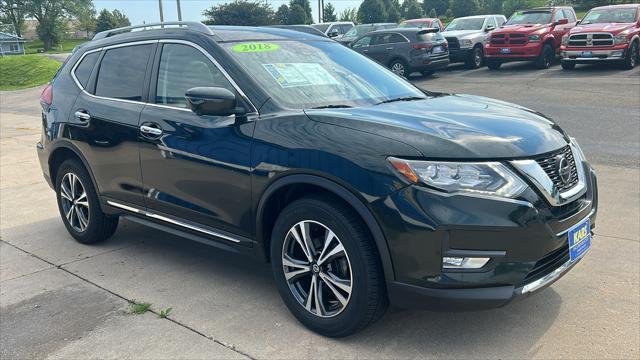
155, 43, 233, 108
73, 52, 100, 89
352, 36, 372, 48
95, 44, 152, 101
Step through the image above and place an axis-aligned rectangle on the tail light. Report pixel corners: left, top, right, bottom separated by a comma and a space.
412, 43, 432, 51
40, 83, 53, 108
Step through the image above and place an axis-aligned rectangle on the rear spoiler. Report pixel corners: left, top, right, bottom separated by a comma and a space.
417, 28, 439, 34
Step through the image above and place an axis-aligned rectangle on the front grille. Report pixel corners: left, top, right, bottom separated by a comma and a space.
522, 243, 570, 285
568, 33, 613, 47
536, 146, 579, 193
445, 37, 459, 50
490, 33, 528, 46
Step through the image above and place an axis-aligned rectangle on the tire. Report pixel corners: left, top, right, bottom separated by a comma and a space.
622, 41, 638, 70
270, 196, 387, 337
55, 159, 118, 244
487, 59, 502, 70
421, 70, 435, 77
535, 43, 554, 69
561, 61, 576, 70
389, 59, 409, 78
465, 46, 484, 69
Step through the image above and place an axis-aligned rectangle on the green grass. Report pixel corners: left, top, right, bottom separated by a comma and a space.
25, 38, 88, 54
0, 55, 61, 91
129, 301, 152, 315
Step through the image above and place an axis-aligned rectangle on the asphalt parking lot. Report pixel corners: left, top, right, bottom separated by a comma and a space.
1, 61, 639, 359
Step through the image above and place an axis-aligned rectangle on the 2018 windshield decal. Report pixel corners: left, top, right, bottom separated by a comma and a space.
232, 42, 280, 53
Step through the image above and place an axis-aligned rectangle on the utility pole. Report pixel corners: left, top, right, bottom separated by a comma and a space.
176, 0, 182, 21
318, 0, 322, 23
158, 0, 164, 23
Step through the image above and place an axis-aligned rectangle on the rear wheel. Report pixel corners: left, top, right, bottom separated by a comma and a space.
270, 196, 387, 337
389, 59, 409, 77
55, 160, 118, 244
487, 59, 502, 70
622, 41, 638, 70
535, 43, 554, 69
561, 61, 576, 70
465, 46, 484, 69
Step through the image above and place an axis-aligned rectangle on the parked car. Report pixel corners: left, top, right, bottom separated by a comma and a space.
38, 22, 597, 337
311, 21, 354, 38
560, 3, 640, 70
442, 15, 507, 68
334, 23, 397, 45
398, 18, 444, 31
351, 28, 449, 77
266, 24, 328, 37
485, 7, 578, 69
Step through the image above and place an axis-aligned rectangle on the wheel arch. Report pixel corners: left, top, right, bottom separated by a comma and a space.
255, 174, 396, 283
48, 142, 103, 206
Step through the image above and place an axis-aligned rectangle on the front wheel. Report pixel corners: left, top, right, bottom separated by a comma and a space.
535, 44, 554, 69
622, 41, 638, 70
487, 59, 502, 70
270, 196, 387, 337
561, 61, 576, 70
466, 46, 484, 69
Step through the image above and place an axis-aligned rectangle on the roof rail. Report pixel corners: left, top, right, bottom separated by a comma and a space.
92, 21, 214, 40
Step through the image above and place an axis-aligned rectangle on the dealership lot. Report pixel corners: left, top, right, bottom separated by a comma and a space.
1, 62, 639, 359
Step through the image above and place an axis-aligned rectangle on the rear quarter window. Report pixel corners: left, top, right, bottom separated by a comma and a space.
73, 52, 100, 88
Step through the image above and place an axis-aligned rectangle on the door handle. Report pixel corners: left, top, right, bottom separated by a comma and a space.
74, 111, 91, 121
140, 125, 163, 136
362, 49, 368, 53
386, 47, 393, 51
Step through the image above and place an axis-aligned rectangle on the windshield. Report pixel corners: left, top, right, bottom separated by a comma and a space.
345, 25, 367, 37
581, 8, 638, 24
222, 40, 425, 109
311, 24, 330, 33
507, 11, 552, 25
399, 21, 430, 28
445, 18, 485, 31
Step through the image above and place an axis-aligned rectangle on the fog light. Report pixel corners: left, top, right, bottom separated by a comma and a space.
443, 257, 490, 269
611, 51, 623, 57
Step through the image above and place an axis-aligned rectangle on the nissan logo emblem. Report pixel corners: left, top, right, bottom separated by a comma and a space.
557, 156, 572, 185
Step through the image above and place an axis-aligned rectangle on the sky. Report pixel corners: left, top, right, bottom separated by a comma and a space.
93, 0, 364, 25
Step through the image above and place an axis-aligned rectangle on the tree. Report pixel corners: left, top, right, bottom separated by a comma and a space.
428, 8, 437, 17
111, 9, 130, 27
0, 0, 26, 37
75, 3, 96, 37
22, 0, 92, 50
449, 0, 479, 17
358, 0, 387, 23
323, 2, 337, 22
202, 0, 274, 26
339, 7, 357, 22
422, 0, 448, 18
95, 9, 116, 33
275, 4, 289, 24
287, 4, 306, 24
384, 0, 401, 23
289, 0, 313, 24
403, 0, 424, 20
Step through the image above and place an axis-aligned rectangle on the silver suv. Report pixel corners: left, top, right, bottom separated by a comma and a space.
442, 15, 507, 68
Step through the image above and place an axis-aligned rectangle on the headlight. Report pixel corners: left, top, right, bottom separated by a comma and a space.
387, 158, 528, 198
528, 34, 541, 42
561, 34, 569, 46
614, 33, 629, 45
570, 137, 587, 162
459, 39, 474, 48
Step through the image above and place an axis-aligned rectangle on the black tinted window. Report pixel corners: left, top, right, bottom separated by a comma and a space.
156, 44, 233, 108
74, 52, 99, 88
95, 44, 152, 101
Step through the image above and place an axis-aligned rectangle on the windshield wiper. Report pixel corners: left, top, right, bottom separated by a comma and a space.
375, 96, 426, 105
309, 104, 354, 109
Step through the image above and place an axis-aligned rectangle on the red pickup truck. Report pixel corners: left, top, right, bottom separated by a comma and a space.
560, 4, 640, 70
485, 7, 578, 69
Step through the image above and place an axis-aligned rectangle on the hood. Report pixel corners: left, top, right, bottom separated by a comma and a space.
442, 30, 480, 38
304, 94, 568, 159
495, 24, 549, 34
570, 22, 635, 34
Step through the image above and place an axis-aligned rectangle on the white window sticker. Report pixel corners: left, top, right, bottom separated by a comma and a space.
262, 63, 339, 88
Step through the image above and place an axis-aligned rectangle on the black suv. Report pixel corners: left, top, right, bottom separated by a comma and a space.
37, 22, 598, 337
351, 28, 449, 77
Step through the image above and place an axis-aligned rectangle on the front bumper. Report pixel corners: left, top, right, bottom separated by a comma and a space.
449, 48, 473, 62
561, 46, 627, 63
485, 42, 543, 60
373, 159, 598, 310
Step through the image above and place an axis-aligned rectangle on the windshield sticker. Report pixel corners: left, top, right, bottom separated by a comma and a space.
262, 63, 339, 88
232, 42, 280, 53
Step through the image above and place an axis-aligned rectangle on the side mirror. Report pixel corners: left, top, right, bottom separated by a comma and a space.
485, 25, 495, 32
576, 19, 582, 25
328, 30, 339, 38
185, 87, 241, 116
555, 18, 569, 26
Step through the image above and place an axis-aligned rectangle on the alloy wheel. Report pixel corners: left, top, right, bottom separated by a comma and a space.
60, 172, 90, 232
282, 220, 353, 318
631, 44, 637, 67
391, 62, 405, 76
474, 49, 482, 67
